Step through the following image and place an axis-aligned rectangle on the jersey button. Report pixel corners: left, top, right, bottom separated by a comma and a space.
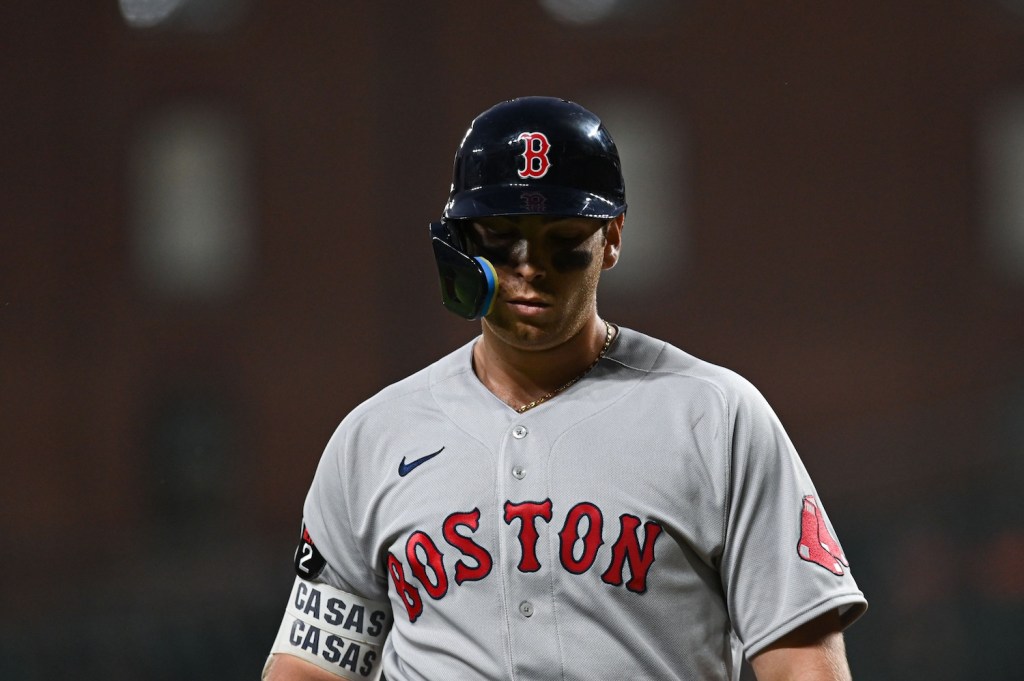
519, 601, 534, 618
512, 425, 528, 439
512, 465, 526, 480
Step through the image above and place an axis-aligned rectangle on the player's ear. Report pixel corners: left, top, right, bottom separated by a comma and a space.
602, 214, 624, 270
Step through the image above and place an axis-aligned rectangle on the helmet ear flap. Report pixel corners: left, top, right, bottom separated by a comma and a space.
429, 221, 498, 321
441, 218, 471, 252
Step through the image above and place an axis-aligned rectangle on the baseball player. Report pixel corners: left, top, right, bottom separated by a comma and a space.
263, 96, 867, 681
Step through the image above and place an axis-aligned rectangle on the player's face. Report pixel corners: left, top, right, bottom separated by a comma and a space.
467, 214, 622, 351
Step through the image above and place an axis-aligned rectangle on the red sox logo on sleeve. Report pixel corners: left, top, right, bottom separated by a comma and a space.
797, 495, 849, 576
517, 132, 551, 178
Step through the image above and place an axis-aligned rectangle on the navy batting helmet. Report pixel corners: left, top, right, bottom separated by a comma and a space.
430, 96, 626, 320
444, 96, 627, 220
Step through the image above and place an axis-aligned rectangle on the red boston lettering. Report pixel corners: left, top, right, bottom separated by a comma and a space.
389, 501, 665, 623
387, 552, 423, 622
559, 502, 605, 574
443, 509, 493, 585
601, 513, 662, 593
405, 531, 449, 599
504, 499, 554, 572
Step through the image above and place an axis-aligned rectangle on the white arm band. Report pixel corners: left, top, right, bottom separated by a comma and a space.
265, 577, 392, 680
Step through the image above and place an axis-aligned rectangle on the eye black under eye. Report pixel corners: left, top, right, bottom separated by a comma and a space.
480, 227, 516, 240
550, 233, 586, 244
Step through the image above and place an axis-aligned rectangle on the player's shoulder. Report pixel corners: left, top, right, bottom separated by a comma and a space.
611, 326, 765, 406
336, 338, 476, 426
316, 339, 483, 472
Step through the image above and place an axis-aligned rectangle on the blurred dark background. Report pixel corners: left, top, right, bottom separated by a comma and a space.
2, 1, 1023, 679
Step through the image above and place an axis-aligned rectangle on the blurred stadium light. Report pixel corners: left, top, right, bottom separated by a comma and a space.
538, 0, 673, 25
129, 104, 254, 300
982, 92, 1024, 284
119, 0, 250, 32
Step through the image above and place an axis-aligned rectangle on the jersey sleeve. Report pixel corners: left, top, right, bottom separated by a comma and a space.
265, 419, 394, 680
301, 418, 389, 601
717, 377, 867, 659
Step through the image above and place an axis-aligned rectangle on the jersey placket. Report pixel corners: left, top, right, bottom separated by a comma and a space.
496, 414, 564, 680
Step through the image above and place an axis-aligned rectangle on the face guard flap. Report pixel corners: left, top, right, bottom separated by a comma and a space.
429, 221, 498, 320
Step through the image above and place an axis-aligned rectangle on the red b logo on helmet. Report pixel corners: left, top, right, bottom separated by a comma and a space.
517, 132, 551, 179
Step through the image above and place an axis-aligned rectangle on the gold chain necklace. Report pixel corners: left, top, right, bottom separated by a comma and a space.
515, 320, 614, 413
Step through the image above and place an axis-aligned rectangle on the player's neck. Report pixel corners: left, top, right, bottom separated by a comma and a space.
473, 316, 614, 412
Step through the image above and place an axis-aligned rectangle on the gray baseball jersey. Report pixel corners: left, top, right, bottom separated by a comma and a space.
290, 326, 867, 680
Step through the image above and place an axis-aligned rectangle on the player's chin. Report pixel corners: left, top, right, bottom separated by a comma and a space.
485, 313, 560, 348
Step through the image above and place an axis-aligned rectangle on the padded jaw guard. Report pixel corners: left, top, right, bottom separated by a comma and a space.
430, 220, 498, 321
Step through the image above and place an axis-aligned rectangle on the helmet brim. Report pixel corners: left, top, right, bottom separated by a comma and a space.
444, 184, 626, 221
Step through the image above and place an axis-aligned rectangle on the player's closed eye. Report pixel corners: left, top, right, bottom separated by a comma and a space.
475, 224, 516, 241
549, 231, 587, 244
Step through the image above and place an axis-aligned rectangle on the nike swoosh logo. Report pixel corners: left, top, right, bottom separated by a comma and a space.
398, 447, 445, 477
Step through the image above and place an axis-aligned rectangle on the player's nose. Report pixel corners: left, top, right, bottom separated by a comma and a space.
506, 237, 546, 281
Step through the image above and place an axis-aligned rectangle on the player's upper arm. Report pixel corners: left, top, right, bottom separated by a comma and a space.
749, 610, 852, 681
263, 653, 349, 681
